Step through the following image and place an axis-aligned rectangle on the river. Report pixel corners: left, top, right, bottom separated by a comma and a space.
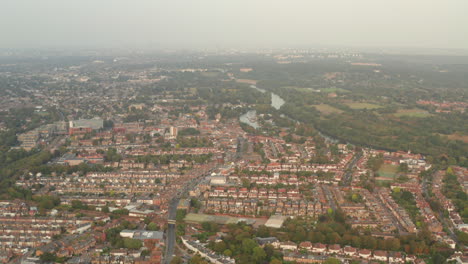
239, 85, 285, 128
239, 85, 339, 143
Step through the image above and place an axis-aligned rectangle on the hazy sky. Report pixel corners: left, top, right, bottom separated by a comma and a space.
1, 0, 468, 50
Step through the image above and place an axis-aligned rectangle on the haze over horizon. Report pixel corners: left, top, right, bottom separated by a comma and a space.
2, 0, 468, 51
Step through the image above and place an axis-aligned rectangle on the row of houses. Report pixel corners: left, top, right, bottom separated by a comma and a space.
181, 237, 235, 264
205, 198, 329, 217
270, 240, 414, 263
391, 183, 443, 233
207, 186, 302, 200
432, 171, 466, 231
0, 216, 98, 252
246, 162, 343, 173
376, 188, 417, 233
0, 201, 36, 217
124, 147, 221, 157
359, 189, 401, 233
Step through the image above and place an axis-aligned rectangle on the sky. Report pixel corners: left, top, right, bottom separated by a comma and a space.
1, 0, 468, 50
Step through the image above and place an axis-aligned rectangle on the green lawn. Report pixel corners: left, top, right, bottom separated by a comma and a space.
320, 87, 350, 93
377, 164, 398, 179
394, 108, 431, 118
345, 102, 382, 109
201, 71, 220, 77
313, 104, 343, 115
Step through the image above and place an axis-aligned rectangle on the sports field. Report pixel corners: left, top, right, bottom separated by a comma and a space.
377, 164, 398, 179
394, 108, 431, 118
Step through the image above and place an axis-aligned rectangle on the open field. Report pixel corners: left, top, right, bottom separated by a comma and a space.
313, 104, 343, 115
377, 164, 398, 179
283, 86, 320, 93
282, 86, 349, 94
201, 71, 220, 77
320, 87, 350, 93
236, 79, 257, 85
444, 133, 468, 143
345, 102, 382, 109
394, 108, 431, 118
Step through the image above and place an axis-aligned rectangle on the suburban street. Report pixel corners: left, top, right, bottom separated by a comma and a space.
163, 163, 219, 264
341, 152, 362, 186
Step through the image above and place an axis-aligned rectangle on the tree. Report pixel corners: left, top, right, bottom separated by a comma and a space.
178, 128, 200, 136
190, 255, 209, 264
324, 257, 341, 264
253, 246, 267, 263
170, 256, 182, 264
123, 238, 142, 249
102, 206, 110, 213
147, 222, 160, 231
457, 231, 468, 245
432, 253, 446, 264
398, 163, 409, 173
270, 259, 282, 264
71, 200, 88, 210
176, 209, 186, 222
214, 241, 227, 253
39, 252, 57, 262
264, 244, 275, 258
242, 238, 257, 254
190, 198, 202, 210
446, 167, 454, 175
223, 249, 232, 257
201, 221, 219, 232
256, 225, 271, 237
388, 238, 401, 251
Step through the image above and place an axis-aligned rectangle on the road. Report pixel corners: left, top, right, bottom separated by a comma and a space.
163, 163, 219, 264
341, 152, 362, 186
321, 185, 338, 211
164, 198, 179, 264
421, 171, 458, 241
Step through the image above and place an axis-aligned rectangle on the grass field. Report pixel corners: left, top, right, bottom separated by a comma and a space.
320, 87, 350, 93
313, 104, 343, 115
283, 87, 349, 93
377, 164, 398, 179
236, 79, 257, 85
201, 71, 220, 77
394, 108, 431, 118
444, 133, 468, 143
284, 86, 320, 93
345, 102, 382, 109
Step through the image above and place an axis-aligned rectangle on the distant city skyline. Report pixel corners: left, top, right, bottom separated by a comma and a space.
1, 0, 468, 51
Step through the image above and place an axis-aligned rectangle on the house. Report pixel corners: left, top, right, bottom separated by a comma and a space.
312, 243, 327, 254
373, 250, 388, 262
283, 252, 327, 264
328, 244, 341, 255
359, 249, 372, 259
406, 255, 416, 262
255, 237, 278, 246
343, 246, 357, 257
279, 241, 297, 251
299, 241, 313, 251
414, 259, 426, 264
388, 252, 404, 263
